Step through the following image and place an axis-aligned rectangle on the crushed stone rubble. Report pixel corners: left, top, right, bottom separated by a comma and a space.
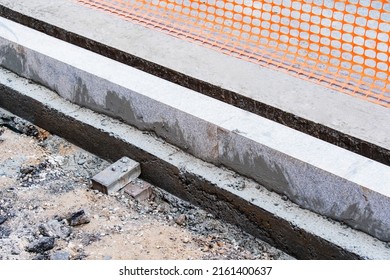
0, 112, 293, 260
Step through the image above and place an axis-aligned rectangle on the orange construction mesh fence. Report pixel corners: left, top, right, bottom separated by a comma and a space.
75, 0, 390, 107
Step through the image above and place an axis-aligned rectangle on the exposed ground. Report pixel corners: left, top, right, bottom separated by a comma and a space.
0, 111, 293, 260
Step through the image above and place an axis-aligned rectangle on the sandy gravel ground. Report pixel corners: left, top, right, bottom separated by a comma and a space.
0, 112, 293, 260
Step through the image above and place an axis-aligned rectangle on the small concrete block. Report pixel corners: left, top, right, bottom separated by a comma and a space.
124, 182, 153, 201
91, 157, 141, 194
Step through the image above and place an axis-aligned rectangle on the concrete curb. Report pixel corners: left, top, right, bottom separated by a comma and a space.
1, 18, 390, 242
0, 0, 389, 167
1, 67, 390, 259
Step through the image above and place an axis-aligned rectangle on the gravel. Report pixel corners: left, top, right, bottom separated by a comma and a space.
0, 112, 294, 260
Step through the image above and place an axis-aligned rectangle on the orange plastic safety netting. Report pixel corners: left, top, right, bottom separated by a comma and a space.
75, 0, 390, 107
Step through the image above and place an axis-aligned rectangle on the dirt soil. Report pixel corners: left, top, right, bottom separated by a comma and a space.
0, 112, 293, 260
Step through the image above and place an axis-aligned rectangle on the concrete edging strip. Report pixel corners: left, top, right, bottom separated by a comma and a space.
0, 0, 389, 167
1, 67, 390, 259
1, 17, 390, 242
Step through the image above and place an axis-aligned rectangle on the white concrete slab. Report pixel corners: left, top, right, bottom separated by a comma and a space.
0, 0, 389, 155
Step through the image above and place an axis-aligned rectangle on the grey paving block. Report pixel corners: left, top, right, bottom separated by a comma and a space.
91, 157, 141, 194
124, 181, 153, 201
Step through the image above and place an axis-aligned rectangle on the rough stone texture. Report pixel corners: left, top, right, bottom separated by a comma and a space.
26, 237, 55, 253
39, 220, 72, 239
0, 226, 11, 238
1, 109, 38, 136
66, 210, 90, 227
0, 216, 7, 225
50, 251, 70, 260
1, 69, 390, 259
